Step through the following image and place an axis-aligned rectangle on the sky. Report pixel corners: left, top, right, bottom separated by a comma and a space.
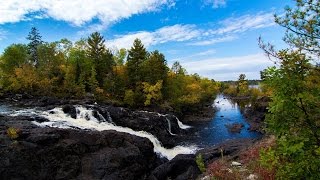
0, 0, 294, 81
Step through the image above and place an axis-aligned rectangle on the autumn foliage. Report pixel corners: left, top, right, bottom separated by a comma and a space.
0, 29, 220, 113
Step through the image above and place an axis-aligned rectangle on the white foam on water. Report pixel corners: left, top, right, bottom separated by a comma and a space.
165, 117, 176, 136
10, 108, 38, 117
137, 110, 192, 130
32, 106, 197, 160
175, 117, 192, 129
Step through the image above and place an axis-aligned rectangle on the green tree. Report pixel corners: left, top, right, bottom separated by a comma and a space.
0, 44, 29, 88
87, 32, 114, 87
88, 66, 98, 92
26, 27, 43, 66
143, 50, 168, 84
261, 51, 320, 178
37, 42, 66, 94
69, 41, 92, 91
275, 0, 319, 57
171, 61, 186, 75
126, 38, 148, 87
259, 0, 320, 178
236, 74, 248, 95
0, 44, 28, 75
114, 48, 127, 65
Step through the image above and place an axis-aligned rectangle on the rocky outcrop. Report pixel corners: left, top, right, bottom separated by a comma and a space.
196, 138, 257, 166
243, 96, 270, 133
1, 95, 188, 148
225, 123, 244, 133
94, 105, 185, 147
182, 104, 216, 122
0, 116, 160, 180
148, 154, 201, 180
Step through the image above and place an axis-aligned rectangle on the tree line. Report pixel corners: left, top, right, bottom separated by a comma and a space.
0, 29, 220, 113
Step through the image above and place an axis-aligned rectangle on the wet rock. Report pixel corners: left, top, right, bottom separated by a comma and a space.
225, 123, 244, 133
148, 154, 201, 180
0, 117, 158, 180
62, 105, 77, 118
196, 139, 256, 165
182, 103, 216, 122
243, 96, 270, 133
95, 105, 184, 148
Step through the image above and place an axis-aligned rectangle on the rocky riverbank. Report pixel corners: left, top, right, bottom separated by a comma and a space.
243, 96, 270, 133
0, 94, 268, 179
227, 95, 269, 133
0, 114, 203, 180
0, 113, 261, 180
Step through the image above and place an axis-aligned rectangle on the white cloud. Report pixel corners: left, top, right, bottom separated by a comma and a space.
106, 11, 275, 49
178, 53, 274, 80
106, 24, 201, 49
0, 29, 7, 41
211, 13, 276, 35
0, 0, 173, 26
154, 25, 200, 43
189, 12, 276, 46
189, 35, 236, 46
170, 49, 217, 62
107, 31, 154, 50
204, 0, 226, 8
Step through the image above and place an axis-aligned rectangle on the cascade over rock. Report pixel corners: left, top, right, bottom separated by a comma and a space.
0, 117, 158, 180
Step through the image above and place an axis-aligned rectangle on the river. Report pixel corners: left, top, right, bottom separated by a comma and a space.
0, 94, 262, 158
183, 94, 262, 147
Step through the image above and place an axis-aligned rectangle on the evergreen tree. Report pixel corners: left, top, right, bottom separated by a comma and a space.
87, 32, 106, 61
143, 50, 168, 84
26, 27, 43, 67
87, 32, 114, 87
126, 38, 147, 87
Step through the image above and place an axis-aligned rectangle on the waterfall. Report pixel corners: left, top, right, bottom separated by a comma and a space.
97, 111, 107, 122
106, 111, 113, 123
137, 110, 192, 130
174, 116, 192, 129
165, 117, 176, 135
30, 106, 197, 160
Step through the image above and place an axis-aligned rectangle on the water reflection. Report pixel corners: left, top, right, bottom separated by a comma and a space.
184, 94, 261, 148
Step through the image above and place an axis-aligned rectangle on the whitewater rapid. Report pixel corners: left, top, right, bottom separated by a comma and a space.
14, 106, 197, 160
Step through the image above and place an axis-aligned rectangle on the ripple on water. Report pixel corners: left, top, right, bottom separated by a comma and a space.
184, 94, 262, 148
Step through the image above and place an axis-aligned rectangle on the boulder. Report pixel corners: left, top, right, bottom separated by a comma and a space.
196, 139, 256, 165
148, 154, 201, 180
225, 123, 244, 133
62, 104, 77, 119
0, 116, 158, 180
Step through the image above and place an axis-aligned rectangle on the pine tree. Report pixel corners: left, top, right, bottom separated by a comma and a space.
126, 38, 147, 87
143, 50, 168, 84
87, 32, 114, 87
26, 27, 43, 67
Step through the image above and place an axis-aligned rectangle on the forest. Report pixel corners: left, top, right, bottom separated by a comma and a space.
0, 30, 220, 113
0, 0, 319, 179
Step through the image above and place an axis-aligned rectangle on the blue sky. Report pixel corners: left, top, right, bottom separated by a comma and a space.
0, 0, 293, 80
